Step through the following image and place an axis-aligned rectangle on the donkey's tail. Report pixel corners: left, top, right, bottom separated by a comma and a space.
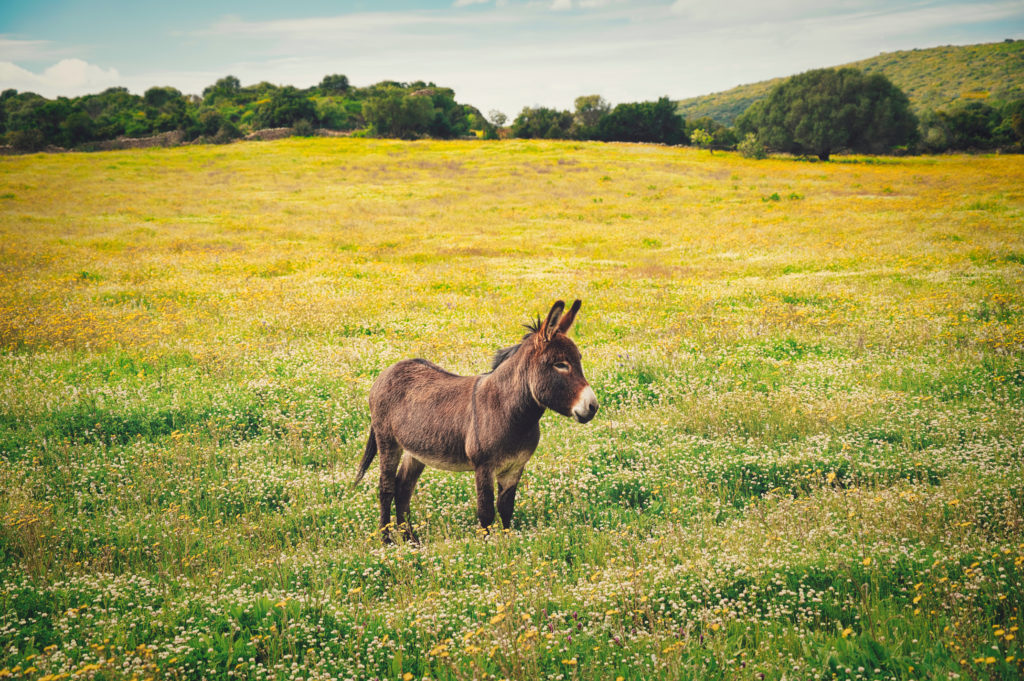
354, 428, 377, 486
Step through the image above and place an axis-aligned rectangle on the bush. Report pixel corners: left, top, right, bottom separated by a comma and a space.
738, 132, 767, 159
7, 128, 45, 152
292, 119, 315, 137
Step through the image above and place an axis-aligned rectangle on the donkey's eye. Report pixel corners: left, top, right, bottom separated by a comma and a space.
554, 361, 571, 372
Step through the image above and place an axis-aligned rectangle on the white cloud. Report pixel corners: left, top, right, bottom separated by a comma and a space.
550, 0, 573, 9
0, 36, 63, 61
21, 0, 1010, 115
0, 59, 121, 97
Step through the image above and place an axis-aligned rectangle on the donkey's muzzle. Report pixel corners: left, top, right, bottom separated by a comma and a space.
572, 385, 599, 423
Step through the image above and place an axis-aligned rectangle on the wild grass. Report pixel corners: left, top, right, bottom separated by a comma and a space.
1, 139, 1022, 680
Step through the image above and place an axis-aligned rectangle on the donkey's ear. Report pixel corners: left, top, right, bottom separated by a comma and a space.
557, 299, 581, 334
541, 300, 565, 341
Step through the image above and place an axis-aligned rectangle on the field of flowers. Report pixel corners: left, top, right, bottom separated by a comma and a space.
1, 139, 1022, 681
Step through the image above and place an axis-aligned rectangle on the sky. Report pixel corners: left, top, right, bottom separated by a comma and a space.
1, 0, 1022, 117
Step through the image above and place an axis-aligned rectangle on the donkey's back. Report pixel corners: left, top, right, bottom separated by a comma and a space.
367, 358, 476, 472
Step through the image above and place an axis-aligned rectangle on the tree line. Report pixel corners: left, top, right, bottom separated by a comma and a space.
508, 68, 1024, 158
0, 75, 491, 152
2, 68, 1022, 156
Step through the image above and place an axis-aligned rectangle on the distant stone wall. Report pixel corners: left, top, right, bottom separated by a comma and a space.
92, 130, 187, 151
244, 128, 293, 141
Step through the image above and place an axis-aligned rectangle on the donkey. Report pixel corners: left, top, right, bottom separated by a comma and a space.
354, 299, 598, 543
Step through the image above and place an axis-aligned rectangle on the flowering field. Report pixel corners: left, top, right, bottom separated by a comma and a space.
1, 139, 1022, 681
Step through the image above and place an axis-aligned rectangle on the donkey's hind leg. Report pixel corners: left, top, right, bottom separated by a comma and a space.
395, 454, 425, 544
497, 466, 526, 530
376, 435, 403, 544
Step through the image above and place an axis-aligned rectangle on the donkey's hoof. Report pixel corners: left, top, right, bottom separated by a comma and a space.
399, 523, 421, 546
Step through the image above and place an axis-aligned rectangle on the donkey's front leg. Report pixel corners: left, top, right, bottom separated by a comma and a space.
474, 466, 496, 532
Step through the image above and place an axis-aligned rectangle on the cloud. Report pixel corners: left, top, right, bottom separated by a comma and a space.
0, 59, 121, 97
24, 0, 1011, 117
0, 36, 63, 61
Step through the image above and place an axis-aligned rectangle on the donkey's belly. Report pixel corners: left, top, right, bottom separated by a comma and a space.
405, 449, 475, 472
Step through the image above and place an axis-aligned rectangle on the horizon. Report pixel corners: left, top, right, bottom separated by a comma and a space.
2, 1, 1023, 116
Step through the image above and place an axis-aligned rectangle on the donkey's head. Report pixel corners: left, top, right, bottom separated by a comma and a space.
525, 300, 599, 423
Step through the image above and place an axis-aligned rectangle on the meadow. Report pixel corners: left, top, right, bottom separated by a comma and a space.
0, 138, 1022, 681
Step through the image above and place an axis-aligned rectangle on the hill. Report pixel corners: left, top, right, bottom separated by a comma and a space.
677, 40, 1024, 125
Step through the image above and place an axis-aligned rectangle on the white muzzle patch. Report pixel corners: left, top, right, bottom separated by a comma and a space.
572, 385, 599, 423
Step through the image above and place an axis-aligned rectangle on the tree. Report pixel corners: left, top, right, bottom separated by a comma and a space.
143, 86, 187, 132
194, 109, 240, 142
61, 111, 96, 147
6, 95, 74, 147
691, 128, 714, 152
737, 68, 917, 160
946, 102, 1000, 149
253, 86, 317, 129
318, 74, 350, 95
686, 116, 737, 150
572, 95, 609, 138
362, 88, 435, 138
488, 110, 507, 128
315, 98, 351, 130
995, 99, 1024, 150
202, 76, 241, 105
594, 97, 687, 145
510, 106, 573, 139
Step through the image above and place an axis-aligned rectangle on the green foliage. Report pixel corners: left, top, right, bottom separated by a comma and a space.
690, 128, 714, 150
511, 106, 574, 139
7, 128, 45, 152
362, 88, 436, 139
995, 98, 1024, 150
595, 97, 688, 145
572, 95, 610, 138
0, 75, 479, 149
678, 40, 1024, 125
202, 75, 241, 106
686, 116, 737, 150
291, 118, 316, 137
317, 73, 350, 95
512, 97, 687, 144
254, 86, 317, 129
313, 97, 351, 131
194, 109, 241, 143
919, 100, 1018, 152
737, 68, 918, 160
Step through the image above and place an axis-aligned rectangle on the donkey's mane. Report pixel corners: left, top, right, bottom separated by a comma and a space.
489, 316, 543, 371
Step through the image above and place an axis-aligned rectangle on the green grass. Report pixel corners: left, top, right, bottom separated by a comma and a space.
0, 138, 1022, 680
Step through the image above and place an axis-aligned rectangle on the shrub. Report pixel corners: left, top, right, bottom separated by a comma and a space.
738, 132, 767, 159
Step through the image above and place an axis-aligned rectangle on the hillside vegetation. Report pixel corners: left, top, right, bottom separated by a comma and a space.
1, 140, 1023, 680
678, 40, 1024, 125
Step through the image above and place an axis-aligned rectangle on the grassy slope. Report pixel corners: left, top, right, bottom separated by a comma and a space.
0, 139, 1023, 680
677, 40, 1024, 125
